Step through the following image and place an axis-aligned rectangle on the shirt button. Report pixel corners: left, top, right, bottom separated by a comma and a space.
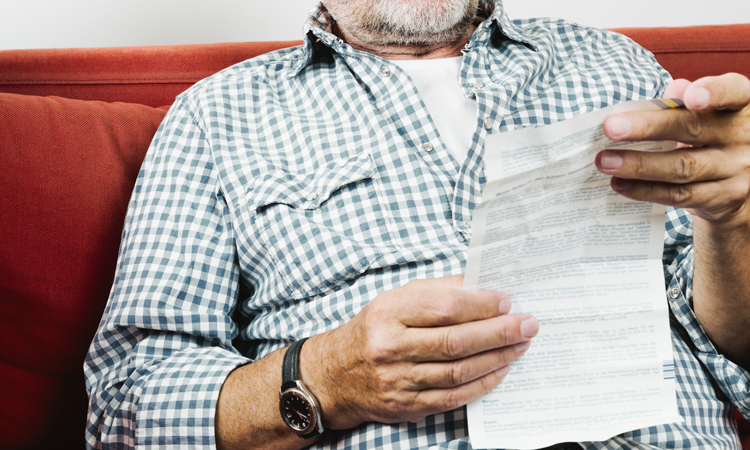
307, 193, 320, 202
668, 287, 680, 299
471, 83, 484, 90
484, 116, 494, 130
465, 221, 473, 229
380, 66, 390, 77
421, 142, 434, 152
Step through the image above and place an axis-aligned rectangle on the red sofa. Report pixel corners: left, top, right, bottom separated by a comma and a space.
1, 24, 749, 450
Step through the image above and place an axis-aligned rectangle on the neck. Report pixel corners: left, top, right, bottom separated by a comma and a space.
333, 23, 477, 60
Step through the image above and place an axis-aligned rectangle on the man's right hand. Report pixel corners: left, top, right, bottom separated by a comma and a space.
306, 274, 539, 430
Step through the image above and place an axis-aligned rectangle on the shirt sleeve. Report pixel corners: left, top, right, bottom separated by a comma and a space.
83, 97, 250, 449
663, 206, 750, 421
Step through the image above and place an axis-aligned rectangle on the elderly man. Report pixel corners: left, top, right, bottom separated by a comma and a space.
85, 0, 750, 449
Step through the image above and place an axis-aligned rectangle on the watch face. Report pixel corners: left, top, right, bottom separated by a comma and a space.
280, 390, 315, 433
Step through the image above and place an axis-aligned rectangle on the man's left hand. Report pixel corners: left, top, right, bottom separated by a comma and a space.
596, 73, 750, 370
596, 73, 750, 228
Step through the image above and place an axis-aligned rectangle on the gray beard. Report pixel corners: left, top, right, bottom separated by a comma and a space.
324, 0, 477, 46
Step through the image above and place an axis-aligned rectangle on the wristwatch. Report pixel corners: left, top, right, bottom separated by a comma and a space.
279, 337, 325, 439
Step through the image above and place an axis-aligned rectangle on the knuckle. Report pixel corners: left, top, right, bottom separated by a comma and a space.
442, 388, 467, 411
495, 318, 514, 347
440, 327, 466, 359
377, 369, 400, 393
441, 293, 463, 317
632, 152, 649, 178
643, 182, 659, 202
675, 153, 699, 182
714, 73, 744, 104
682, 112, 705, 141
389, 399, 409, 421
364, 297, 389, 320
670, 184, 692, 205
432, 295, 461, 323
482, 371, 505, 393
366, 339, 397, 364
641, 115, 660, 138
394, 393, 423, 423
447, 360, 470, 386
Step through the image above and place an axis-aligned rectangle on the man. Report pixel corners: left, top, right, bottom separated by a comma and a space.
84, 0, 750, 449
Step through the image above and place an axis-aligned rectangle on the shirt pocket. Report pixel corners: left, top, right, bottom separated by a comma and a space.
242, 153, 391, 300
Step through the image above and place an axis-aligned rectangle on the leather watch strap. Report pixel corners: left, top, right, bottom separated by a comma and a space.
281, 337, 309, 390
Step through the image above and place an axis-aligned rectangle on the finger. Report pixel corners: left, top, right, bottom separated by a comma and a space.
400, 313, 539, 362
603, 107, 745, 146
406, 341, 531, 390
596, 147, 735, 184
663, 78, 691, 100
682, 73, 750, 112
406, 365, 512, 419
390, 285, 511, 328
609, 176, 750, 220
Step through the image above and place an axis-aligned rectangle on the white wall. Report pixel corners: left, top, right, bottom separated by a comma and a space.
505, 0, 749, 29
1, 0, 748, 50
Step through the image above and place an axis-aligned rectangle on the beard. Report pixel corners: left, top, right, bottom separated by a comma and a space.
323, 0, 477, 46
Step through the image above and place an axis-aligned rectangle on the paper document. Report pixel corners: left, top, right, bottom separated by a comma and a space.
465, 100, 684, 449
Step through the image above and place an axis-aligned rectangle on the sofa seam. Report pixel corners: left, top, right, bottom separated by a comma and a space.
648, 48, 750, 54
0, 79, 206, 84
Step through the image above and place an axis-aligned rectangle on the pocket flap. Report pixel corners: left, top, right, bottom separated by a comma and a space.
246, 153, 374, 212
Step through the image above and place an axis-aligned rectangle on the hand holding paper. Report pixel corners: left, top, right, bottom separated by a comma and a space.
599, 75, 750, 372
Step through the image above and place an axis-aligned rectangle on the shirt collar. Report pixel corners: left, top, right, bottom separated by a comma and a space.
293, 0, 536, 75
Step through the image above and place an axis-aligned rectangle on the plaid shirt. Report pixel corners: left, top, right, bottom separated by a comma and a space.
84, 1, 750, 448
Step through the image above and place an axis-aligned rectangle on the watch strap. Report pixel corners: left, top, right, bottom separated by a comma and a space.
280, 337, 325, 439
281, 337, 308, 390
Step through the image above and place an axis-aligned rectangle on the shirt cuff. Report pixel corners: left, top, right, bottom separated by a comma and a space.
135, 347, 250, 449
665, 248, 750, 421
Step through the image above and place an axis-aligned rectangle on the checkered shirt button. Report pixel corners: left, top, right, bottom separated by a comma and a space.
307, 193, 319, 202
471, 83, 485, 90
380, 66, 390, 77
421, 142, 434, 152
669, 287, 681, 298
483, 116, 494, 130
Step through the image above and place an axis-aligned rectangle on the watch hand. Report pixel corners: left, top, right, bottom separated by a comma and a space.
293, 409, 310, 421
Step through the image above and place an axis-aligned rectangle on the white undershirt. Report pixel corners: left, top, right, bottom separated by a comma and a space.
392, 56, 477, 162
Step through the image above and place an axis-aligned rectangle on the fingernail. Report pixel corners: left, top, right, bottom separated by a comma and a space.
514, 340, 531, 353
520, 318, 539, 338
599, 152, 623, 170
609, 115, 631, 138
498, 298, 511, 315
495, 365, 510, 378
611, 177, 632, 192
693, 86, 710, 109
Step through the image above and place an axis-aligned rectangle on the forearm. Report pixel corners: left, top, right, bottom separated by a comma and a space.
693, 215, 750, 370
215, 347, 314, 450
215, 331, 358, 450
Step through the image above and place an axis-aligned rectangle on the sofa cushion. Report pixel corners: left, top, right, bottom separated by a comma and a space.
0, 93, 166, 450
